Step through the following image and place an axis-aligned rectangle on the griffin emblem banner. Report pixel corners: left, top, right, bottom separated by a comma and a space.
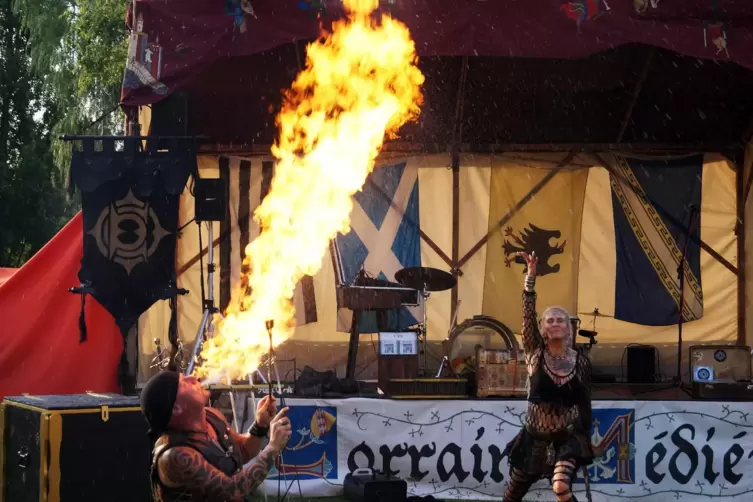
482, 160, 588, 334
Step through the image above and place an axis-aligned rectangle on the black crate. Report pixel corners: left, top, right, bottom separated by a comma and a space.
344, 468, 407, 502
1, 393, 151, 502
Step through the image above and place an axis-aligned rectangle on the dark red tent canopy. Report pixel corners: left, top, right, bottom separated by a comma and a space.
122, 0, 753, 149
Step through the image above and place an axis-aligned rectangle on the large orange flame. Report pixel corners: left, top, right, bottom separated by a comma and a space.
197, 0, 424, 382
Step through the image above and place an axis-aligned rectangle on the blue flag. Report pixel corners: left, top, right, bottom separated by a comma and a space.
332, 161, 421, 332
609, 155, 703, 326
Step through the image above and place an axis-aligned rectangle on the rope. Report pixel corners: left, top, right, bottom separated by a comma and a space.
71, 103, 122, 136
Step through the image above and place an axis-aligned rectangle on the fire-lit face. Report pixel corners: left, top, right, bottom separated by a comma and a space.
174, 374, 209, 414
541, 307, 571, 342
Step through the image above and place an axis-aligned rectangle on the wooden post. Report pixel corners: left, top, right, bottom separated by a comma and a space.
616, 46, 654, 144
736, 153, 746, 345
448, 56, 469, 327
450, 148, 460, 326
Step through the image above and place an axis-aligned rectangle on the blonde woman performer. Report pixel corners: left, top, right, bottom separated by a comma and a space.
502, 251, 594, 502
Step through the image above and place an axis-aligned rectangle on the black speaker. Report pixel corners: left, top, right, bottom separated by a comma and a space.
194, 178, 227, 222
626, 345, 657, 384
344, 468, 407, 502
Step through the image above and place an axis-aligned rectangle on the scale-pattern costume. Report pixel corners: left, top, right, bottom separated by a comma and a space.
502, 284, 594, 502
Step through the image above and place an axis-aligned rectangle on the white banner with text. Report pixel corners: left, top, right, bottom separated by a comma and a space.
251, 398, 753, 501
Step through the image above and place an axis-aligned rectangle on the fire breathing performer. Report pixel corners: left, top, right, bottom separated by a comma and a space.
140, 371, 292, 501
502, 251, 595, 502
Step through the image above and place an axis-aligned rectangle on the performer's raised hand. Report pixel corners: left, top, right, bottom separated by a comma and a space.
254, 395, 277, 428
517, 251, 537, 276
269, 408, 292, 451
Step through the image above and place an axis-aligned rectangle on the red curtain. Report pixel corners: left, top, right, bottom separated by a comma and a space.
0, 212, 122, 399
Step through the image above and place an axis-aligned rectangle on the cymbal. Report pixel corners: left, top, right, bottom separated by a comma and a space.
395, 266, 456, 292
578, 308, 614, 318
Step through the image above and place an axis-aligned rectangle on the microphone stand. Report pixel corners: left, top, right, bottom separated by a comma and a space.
675, 204, 699, 396
634, 204, 698, 397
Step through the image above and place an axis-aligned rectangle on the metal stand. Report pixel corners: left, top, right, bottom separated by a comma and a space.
630, 206, 698, 397
435, 357, 449, 377
187, 222, 222, 375
674, 205, 699, 397
418, 287, 429, 374
151, 339, 169, 370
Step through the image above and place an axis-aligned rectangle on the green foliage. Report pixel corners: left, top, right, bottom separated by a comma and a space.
0, 0, 132, 266
13, 0, 129, 171
0, 0, 129, 265
0, 0, 78, 266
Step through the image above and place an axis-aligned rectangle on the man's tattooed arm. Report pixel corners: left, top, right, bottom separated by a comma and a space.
158, 445, 278, 501
234, 433, 265, 463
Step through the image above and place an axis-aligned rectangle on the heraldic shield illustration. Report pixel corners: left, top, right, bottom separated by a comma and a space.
268, 406, 339, 481
583, 408, 636, 485
69, 139, 194, 334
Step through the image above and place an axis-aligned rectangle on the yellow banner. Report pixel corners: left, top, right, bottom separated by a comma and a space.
482, 161, 589, 334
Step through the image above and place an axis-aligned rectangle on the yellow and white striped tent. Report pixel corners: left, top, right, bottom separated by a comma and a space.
136, 149, 745, 384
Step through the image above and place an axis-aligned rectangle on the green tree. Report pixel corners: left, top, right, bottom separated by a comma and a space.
13, 0, 129, 171
0, 0, 76, 266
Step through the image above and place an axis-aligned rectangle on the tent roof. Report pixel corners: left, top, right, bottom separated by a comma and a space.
147, 43, 753, 151
123, 0, 753, 106
131, 0, 753, 151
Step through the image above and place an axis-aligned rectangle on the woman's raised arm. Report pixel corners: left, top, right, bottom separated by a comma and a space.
520, 252, 543, 355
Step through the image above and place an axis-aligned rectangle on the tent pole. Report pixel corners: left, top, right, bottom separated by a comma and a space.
736, 155, 746, 345
616, 46, 654, 145
740, 116, 753, 150
448, 56, 469, 328
450, 149, 460, 326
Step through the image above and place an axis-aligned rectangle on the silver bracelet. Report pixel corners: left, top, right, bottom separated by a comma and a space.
524, 275, 535, 292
